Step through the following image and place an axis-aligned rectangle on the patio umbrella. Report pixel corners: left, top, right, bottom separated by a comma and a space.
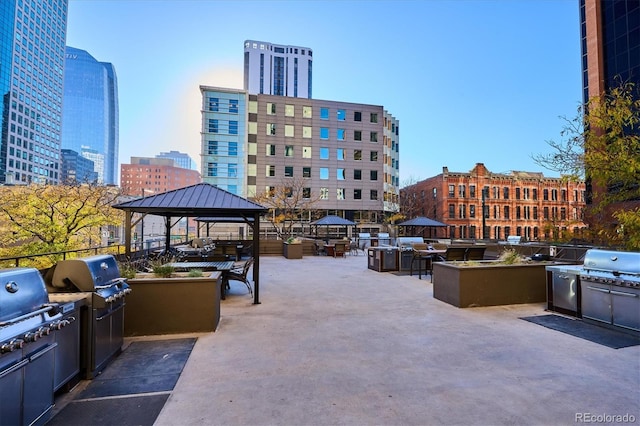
310, 215, 356, 243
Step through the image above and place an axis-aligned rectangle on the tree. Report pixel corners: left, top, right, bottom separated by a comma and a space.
252, 177, 322, 240
0, 183, 123, 267
533, 80, 640, 249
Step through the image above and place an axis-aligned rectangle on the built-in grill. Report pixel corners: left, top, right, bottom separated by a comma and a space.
48, 254, 130, 379
579, 249, 640, 333
0, 267, 66, 426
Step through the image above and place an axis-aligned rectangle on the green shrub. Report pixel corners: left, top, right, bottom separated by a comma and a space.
188, 269, 204, 277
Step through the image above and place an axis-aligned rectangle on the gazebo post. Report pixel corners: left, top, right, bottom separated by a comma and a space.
253, 212, 260, 304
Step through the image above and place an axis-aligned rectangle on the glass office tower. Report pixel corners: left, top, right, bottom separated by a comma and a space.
0, 0, 69, 184
62, 46, 119, 185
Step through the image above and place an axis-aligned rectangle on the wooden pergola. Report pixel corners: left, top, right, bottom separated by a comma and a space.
112, 183, 268, 304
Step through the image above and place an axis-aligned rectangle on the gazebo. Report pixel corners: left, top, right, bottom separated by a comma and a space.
310, 215, 357, 243
112, 183, 267, 304
396, 216, 448, 239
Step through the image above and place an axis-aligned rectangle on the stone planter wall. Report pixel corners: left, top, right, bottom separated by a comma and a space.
283, 242, 303, 259
124, 271, 222, 336
433, 261, 570, 308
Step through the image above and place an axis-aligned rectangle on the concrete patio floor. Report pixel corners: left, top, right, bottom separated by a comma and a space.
154, 254, 639, 426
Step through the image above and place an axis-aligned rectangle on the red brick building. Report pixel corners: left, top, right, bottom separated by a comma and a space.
120, 157, 201, 196
401, 163, 587, 242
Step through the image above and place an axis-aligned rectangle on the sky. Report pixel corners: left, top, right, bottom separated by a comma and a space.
65, 0, 583, 184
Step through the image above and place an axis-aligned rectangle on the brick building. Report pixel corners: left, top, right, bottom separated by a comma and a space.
401, 163, 587, 242
120, 157, 201, 197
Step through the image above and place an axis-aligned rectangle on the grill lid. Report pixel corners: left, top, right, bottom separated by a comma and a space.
51, 254, 122, 291
0, 268, 50, 322
583, 249, 640, 276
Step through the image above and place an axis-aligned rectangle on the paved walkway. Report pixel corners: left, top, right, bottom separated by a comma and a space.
154, 254, 639, 426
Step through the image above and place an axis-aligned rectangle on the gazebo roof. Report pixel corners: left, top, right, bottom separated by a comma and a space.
397, 216, 448, 227
310, 215, 356, 226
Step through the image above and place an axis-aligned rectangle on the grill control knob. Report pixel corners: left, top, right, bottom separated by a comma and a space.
123, 288, 132, 295
38, 326, 51, 336
23, 332, 40, 342
105, 296, 115, 303
1, 339, 24, 353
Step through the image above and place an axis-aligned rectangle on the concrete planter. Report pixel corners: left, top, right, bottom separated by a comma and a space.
433, 261, 566, 308
124, 271, 222, 336
283, 242, 303, 259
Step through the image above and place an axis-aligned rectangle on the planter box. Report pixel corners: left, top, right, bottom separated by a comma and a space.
433, 261, 570, 308
283, 242, 303, 259
124, 271, 222, 336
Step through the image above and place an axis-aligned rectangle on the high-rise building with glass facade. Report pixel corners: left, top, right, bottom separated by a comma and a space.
0, 0, 69, 184
156, 150, 197, 170
244, 40, 313, 99
61, 46, 119, 185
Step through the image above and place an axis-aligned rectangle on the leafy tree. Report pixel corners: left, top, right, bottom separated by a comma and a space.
0, 183, 123, 267
533, 81, 640, 249
252, 177, 321, 240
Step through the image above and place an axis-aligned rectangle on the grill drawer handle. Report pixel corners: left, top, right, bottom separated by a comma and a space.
610, 290, 639, 298
0, 359, 29, 379
95, 303, 125, 321
587, 286, 610, 294
0, 305, 55, 327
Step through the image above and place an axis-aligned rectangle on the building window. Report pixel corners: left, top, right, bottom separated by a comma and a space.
370, 190, 378, 200
448, 204, 455, 218
303, 187, 311, 199
544, 207, 549, 220
320, 127, 329, 139
561, 207, 566, 220
266, 144, 275, 156
354, 111, 362, 121
370, 113, 378, 123
320, 107, 329, 120
266, 165, 275, 177
354, 130, 362, 141
448, 185, 455, 197
370, 132, 378, 142
228, 163, 238, 178
207, 141, 219, 155
561, 189, 567, 201
503, 187, 509, 199
208, 119, 219, 133
515, 188, 521, 199
267, 123, 276, 135
370, 170, 378, 181
354, 150, 362, 160
516, 206, 521, 219
470, 205, 476, 218
504, 206, 510, 219
533, 188, 538, 200
336, 148, 345, 160
229, 99, 238, 113
303, 167, 311, 178
207, 162, 218, 177
303, 126, 312, 138
228, 142, 238, 156
543, 189, 549, 200
285, 145, 294, 157
320, 187, 329, 200
284, 166, 293, 177
523, 188, 530, 200
354, 189, 362, 200
337, 129, 345, 141
459, 205, 466, 219
533, 206, 538, 219
303, 146, 312, 158
337, 109, 346, 120
285, 124, 294, 137
458, 185, 465, 198
208, 97, 219, 112
320, 147, 329, 159
370, 151, 378, 161
229, 121, 238, 134
354, 169, 362, 180
552, 189, 558, 201
303, 106, 312, 118
337, 188, 345, 200
470, 185, 476, 199
285, 104, 294, 117
337, 169, 345, 180
267, 103, 276, 115
320, 168, 329, 179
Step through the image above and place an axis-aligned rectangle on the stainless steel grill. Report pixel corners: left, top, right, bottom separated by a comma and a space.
48, 254, 131, 379
579, 249, 640, 332
0, 267, 67, 425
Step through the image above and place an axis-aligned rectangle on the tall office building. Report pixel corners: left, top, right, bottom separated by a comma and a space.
0, 0, 69, 184
244, 40, 313, 99
156, 150, 197, 170
61, 148, 98, 184
61, 46, 119, 185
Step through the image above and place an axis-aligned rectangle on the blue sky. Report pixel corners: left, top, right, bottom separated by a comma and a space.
66, 0, 582, 184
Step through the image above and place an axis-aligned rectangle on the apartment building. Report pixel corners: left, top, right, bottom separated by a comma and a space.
401, 163, 587, 241
120, 157, 201, 197
200, 86, 400, 224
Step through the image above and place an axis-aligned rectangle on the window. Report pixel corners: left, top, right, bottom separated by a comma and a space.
544, 207, 549, 220
267, 103, 276, 115
516, 206, 521, 219
337, 109, 346, 120
285, 125, 294, 137
267, 123, 276, 135
320, 107, 329, 120
561, 189, 567, 201
303, 126, 312, 138
208, 119, 219, 133
552, 189, 558, 201
337, 169, 345, 180
228, 142, 238, 156
337, 129, 345, 141
458, 185, 465, 198
320, 187, 329, 200
303, 187, 311, 199
228, 163, 238, 178
543, 189, 549, 200
354, 111, 362, 121
470, 205, 476, 218
207, 141, 219, 155
459, 205, 466, 218
266, 165, 275, 177
303, 106, 312, 118
337, 188, 345, 200
229, 99, 238, 113
370, 190, 378, 200
448, 204, 455, 218
302, 146, 312, 158
470, 185, 476, 198
533, 188, 538, 200
448, 185, 455, 197
285, 146, 294, 157
320, 127, 329, 139
370, 151, 378, 161
285, 104, 294, 117
515, 188, 521, 200
354, 150, 362, 160
320, 168, 329, 179
370, 170, 378, 181
370, 132, 378, 142
533, 206, 538, 219
354, 169, 362, 180
284, 166, 293, 177
337, 148, 345, 160
208, 162, 218, 177
504, 206, 510, 219
354, 189, 362, 200
354, 130, 362, 141
503, 187, 509, 199
266, 144, 275, 156
370, 113, 378, 123
229, 121, 238, 134
208, 97, 219, 112
561, 207, 566, 220
320, 147, 329, 159
303, 167, 311, 178
523, 188, 530, 200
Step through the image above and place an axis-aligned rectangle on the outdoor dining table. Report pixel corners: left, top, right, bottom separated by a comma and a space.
411, 249, 447, 280
163, 261, 235, 272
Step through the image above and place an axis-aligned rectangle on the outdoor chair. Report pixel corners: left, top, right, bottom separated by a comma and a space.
314, 240, 326, 256
333, 241, 347, 258
439, 246, 467, 262
348, 240, 360, 256
223, 257, 254, 297
464, 246, 486, 261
